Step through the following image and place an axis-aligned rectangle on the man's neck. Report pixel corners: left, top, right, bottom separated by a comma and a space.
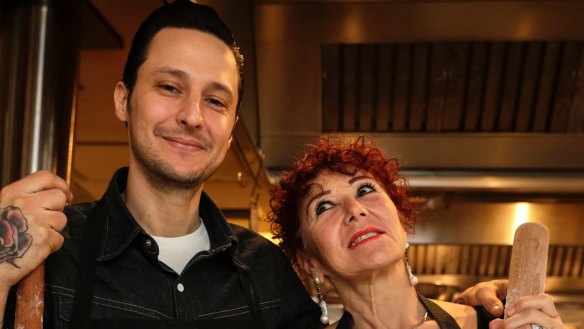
124, 166, 203, 237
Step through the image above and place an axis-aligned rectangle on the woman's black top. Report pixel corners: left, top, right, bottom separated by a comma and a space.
334, 295, 494, 329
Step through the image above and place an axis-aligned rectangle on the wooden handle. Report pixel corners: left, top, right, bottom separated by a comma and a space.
15, 263, 45, 328
505, 222, 549, 319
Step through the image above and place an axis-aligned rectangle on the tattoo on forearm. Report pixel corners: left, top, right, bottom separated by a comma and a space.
0, 206, 33, 268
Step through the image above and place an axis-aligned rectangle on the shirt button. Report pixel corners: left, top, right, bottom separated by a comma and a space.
177, 283, 185, 292
144, 239, 152, 248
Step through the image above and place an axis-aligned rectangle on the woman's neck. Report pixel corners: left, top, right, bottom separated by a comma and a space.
332, 262, 427, 329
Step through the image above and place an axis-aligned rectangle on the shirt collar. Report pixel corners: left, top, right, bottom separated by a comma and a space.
96, 167, 238, 262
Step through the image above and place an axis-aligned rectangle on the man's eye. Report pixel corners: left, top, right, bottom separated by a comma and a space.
160, 84, 178, 93
315, 201, 333, 216
208, 98, 226, 108
357, 183, 376, 197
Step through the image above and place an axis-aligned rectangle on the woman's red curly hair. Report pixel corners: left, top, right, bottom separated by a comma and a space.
268, 136, 416, 264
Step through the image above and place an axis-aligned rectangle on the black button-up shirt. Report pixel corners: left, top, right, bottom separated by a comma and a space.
4, 168, 320, 328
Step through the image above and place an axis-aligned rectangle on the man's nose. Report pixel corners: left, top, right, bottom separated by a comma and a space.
177, 95, 204, 127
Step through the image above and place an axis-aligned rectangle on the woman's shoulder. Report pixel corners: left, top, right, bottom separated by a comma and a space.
430, 299, 478, 329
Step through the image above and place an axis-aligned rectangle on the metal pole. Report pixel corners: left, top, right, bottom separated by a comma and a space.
0, 0, 80, 184
0, 0, 82, 327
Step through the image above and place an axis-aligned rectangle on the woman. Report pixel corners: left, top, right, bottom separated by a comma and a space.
268, 136, 565, 329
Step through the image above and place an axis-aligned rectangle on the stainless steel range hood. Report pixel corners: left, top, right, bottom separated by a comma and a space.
254, 0, 584, 198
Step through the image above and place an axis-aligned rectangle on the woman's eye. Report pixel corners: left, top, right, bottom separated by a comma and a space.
315, 201, 334, 216
357, 183, 376, 197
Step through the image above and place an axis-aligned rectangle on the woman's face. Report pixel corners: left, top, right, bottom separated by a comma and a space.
298, 170, 408, 280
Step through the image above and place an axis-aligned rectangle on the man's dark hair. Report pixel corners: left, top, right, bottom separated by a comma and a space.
122, 0, 244, 111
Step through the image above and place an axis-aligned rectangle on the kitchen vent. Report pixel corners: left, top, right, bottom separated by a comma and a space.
322, 41, 584, 133
410, 244, 584, 279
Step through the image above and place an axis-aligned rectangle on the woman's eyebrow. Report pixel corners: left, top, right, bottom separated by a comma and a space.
348, 175, 370, 185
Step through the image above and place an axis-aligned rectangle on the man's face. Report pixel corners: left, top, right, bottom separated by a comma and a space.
115, 28, 239, 190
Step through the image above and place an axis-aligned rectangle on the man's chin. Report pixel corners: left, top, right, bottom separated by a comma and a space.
139, 162, 209, 191
160, 169, 207, 187
131, 147, 221, 191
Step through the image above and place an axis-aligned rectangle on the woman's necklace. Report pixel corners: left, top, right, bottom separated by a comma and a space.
410, 311, 428, 329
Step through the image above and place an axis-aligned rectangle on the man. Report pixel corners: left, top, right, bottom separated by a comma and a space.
1, 2, 318, 328
0, 1, 506, 328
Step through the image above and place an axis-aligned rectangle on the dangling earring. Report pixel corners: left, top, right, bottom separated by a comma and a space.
314, 277, 329, 324
405, 242, 418, 286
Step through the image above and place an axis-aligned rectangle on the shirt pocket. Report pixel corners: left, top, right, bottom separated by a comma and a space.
195, 298, 281, 329
56, 292, 171, 322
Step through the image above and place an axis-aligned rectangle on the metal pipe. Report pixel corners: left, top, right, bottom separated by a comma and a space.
1, 0, 83, 327
23, 3, 51, 174
1, 0, 81, 184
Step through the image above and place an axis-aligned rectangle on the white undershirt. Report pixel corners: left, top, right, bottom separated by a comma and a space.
151, 219, 210, 274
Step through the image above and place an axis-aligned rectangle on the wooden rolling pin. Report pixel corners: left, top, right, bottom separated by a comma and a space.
505, 222, 550, 319
15, 264, 44, 328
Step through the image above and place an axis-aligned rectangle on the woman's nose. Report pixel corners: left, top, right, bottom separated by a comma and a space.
345, 198, 368, 224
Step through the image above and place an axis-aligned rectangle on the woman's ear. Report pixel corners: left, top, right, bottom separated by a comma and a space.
296, 249, 324, 279
114, 81, 129, 122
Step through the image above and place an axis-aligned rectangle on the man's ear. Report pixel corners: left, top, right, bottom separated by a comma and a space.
227, 115, 239, 146
114, 81, 129, 122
